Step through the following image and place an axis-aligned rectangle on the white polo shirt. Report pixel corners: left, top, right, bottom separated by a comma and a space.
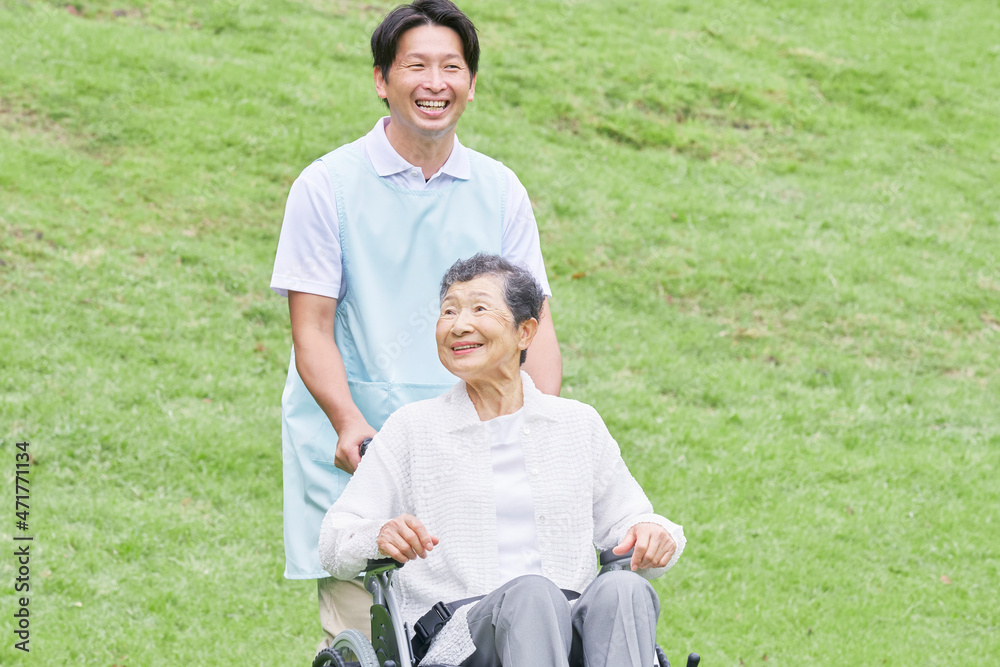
270, 117, 552, 301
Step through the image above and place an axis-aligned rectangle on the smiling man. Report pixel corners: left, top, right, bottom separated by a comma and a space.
269, 0, 561, 655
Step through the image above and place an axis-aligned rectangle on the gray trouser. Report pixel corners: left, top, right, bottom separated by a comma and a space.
461, 572, 661, 667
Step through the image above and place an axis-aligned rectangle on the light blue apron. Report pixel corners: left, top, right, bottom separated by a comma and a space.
281, 140, 504, 578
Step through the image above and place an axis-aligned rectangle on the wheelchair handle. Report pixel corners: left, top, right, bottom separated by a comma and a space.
359, 436, 373, 458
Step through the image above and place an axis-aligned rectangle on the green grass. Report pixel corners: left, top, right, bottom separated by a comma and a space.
2, 0, 998, 664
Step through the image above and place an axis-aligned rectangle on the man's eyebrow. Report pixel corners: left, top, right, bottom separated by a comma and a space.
401, 52, 465, 62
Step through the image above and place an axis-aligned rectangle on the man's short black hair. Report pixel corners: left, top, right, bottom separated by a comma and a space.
371, 0, 480, 86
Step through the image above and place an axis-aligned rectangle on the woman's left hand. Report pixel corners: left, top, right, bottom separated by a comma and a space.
613, 523, 676, 571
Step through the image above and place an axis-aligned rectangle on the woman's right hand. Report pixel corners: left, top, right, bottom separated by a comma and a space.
377, 514, 439, 564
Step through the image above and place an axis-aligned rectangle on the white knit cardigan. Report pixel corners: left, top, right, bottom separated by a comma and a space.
319, 372, 686, 665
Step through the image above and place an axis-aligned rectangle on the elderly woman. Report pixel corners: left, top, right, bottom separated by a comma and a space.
319, 254, 685, 667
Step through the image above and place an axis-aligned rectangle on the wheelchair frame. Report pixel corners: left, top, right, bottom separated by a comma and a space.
312, 550, 700, 667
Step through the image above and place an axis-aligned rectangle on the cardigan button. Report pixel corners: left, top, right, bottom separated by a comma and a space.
522, 426, 530, 435
530, 467, 539, 475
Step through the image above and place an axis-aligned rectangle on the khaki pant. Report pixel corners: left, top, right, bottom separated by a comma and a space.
316, 577, 372, 655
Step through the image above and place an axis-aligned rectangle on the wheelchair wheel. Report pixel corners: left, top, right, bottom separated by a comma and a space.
332, 628, 380, 667
312, 646, 348, 667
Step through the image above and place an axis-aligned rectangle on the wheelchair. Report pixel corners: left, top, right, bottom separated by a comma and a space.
312, 547, 700, 667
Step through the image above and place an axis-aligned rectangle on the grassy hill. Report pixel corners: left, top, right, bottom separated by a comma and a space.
1, 0, 997, 664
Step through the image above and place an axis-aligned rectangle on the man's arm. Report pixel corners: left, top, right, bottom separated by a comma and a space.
499, 170, 560, 395
522, 297, 562, 395
288, 290, 375, 473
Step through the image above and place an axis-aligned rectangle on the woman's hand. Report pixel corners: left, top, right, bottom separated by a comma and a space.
377, 514, 440, 564
613, 523, 676, 571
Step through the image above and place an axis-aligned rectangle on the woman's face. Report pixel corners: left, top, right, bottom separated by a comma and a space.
436, 275, 532, 382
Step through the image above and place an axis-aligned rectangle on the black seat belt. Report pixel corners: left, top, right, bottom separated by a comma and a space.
412, 589, 580, 661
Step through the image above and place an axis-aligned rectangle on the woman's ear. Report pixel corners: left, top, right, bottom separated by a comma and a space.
518, 318, 539, 352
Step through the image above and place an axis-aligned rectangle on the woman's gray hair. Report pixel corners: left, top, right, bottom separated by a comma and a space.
439, 253, 544, 364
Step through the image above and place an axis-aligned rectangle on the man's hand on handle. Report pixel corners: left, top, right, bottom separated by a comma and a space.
334, 419, 376, 474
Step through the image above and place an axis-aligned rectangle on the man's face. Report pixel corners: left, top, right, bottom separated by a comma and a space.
374, 24, 476, 141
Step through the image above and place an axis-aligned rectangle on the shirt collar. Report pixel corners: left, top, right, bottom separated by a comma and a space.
441, 371, 555, 434
365, 116, 471, 181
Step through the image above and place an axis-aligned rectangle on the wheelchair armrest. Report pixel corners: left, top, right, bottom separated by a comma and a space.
598, 547, 632, 567
365, 557, 404, 573
598, 547, 634, 574
362, 558, 404, 608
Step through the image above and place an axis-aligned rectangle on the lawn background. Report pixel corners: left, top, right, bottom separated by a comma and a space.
1, 0, 998, 664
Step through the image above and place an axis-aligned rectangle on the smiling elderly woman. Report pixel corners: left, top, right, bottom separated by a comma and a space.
319, 254, 685, 667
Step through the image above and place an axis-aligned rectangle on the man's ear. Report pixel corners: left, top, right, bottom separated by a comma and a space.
467, 73, 476, 102
374, 67, 388, 99
518, 317, 539, 351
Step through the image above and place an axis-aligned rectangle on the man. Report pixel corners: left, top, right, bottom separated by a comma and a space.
269, 0, 562, 654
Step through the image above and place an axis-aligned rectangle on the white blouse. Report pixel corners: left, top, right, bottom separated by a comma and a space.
484, 409, 543, 583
